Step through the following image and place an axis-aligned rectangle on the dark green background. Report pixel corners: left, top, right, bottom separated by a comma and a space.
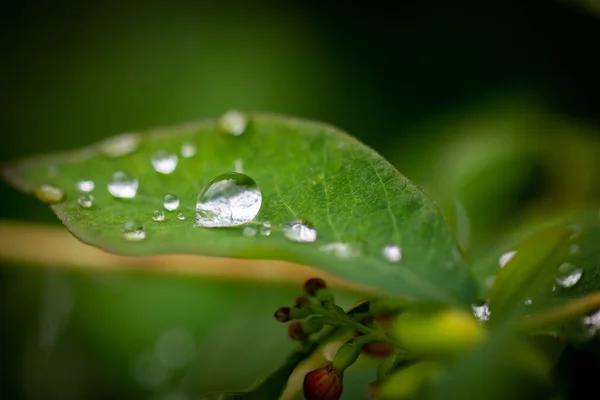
2, 1, 600, 399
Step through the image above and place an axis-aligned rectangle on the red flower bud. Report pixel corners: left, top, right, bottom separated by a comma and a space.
295, 295, 311, 307
274, 307, 291, 322
362, 341, 394, 358
288, 321, 308, 341
303, 364, 343, 400
304, 278, 327, 296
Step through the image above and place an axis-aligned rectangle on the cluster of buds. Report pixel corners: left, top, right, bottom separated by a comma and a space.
273, 278, 332, 342
273, 278, 374, 400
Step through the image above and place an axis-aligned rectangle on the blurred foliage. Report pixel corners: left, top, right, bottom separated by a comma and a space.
2, 0, 600, 399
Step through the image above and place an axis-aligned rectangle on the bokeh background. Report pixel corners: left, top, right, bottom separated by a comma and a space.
2, 0, 600, 399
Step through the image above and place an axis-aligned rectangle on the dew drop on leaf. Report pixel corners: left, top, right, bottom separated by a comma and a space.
153, 210, 165, 222
122, 220, 146, 241
108, 171, 138, 199
218, 110, 247, 136
524, 298, 533, 305
195, 172, 262, 228
382, 244, 402, 263
283, 219, 317, 243
242, 225, 257, 237
76, 180, 95, 193
471, 302, 490, 323
163, 194, 180, 211
152, 150, 178, 175
498, 250, 517, 268
34, 184, 64, 204
77, 194, 94, 208
320, 242, 359, 260
569, 244, 581, 256
99, 133, 141, 158
555, 262, 583, 288
177, 213, 186, 221
260, 221, 271, 236
180, 142, 196, 158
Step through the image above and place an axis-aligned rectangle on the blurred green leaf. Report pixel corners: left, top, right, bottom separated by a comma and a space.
2, 113, 475, 305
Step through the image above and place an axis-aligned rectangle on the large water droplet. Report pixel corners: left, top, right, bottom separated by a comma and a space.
78, 194, 94, 208
583, 309, 600, 337
218, 110, 247, 136
195, 172, 262, 228
320, 242, 359, 260
471, 302, 490, 323
180, 142, 196, 158
283, 219, 317, 243
498, 250, 517, 268
555, 263, 583, 288
153, 210, 165, 221
122, 220, 146, 241
163, 194, 179, 211
260, 221, 271, 236
76, 180, 95, 193
242, 225, 257, 237
382, 244, 402, 263
152, 151, 178, 174
100, 133, 141, 157
34, 184, 64, 203
108, 171, 138, 199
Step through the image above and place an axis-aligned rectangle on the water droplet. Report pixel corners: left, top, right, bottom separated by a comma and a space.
100, 133, 141, 157
122, 220, 146, 241
234, 158, 244, 173
242, 225, 257, 237
524, 298, 532, 305
78, 194, 94, 208
260, 221, 271, 236
34, 184, 64, 203
152, 150, 178, 174
195, 172, 262, 228
382, 244, 402, 262
283, 219, 317, 243
108, 171, 138, 199
555, 263, 583, 288
498, 250, 517, 268
153, 210, 165, 221
76, 180, 95, 193
177, 213, 186, 221
155, 327, 196, 369
569, 244, 581, 256
471, 302, 490, 323
320, 242, 359, 260
163, 194, 180, 211
180, 142, 196, 158
583, 310, 600, 337
218, 110, 247, 136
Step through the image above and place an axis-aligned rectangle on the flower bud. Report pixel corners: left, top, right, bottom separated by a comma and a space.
295, 295, 311, 307
274, 307, 291, 322
303, 364, 343, 400
315, 288, 335, 305
288, 321, 308, 341
290, 305, 310, 320
304, 278, 327, 296
362, 341, 394, 358
302, 318, 324, 334
393, 309, 483, 356
332, 340, 362, 371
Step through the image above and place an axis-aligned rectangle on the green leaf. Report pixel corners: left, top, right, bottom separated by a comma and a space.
1, 113, 474, 305
476, 210, 600, 333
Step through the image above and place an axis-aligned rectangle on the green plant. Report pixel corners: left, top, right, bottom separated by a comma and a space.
1, 111, 600, 399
